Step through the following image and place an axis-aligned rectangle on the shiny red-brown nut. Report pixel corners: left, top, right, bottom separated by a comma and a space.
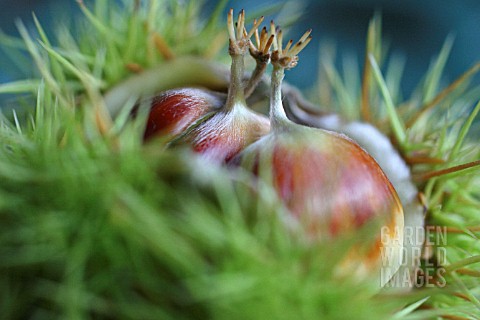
237, 128, 403, 233
232, 23, 404, 285
143, 88, 224, 141
235, 126, 404, 284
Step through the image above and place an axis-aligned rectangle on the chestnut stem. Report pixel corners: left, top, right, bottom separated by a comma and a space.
245, 24, 274, 99
225, 53, 247, 112
244, 60, 268, 99
270, 65, 291, 129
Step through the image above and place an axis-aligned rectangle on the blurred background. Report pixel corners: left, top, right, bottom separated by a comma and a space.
0, 0, 479, 96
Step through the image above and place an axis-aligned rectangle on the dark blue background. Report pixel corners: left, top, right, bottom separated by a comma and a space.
1, 0, 479, 95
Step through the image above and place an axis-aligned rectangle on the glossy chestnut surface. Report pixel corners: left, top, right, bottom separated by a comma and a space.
238, 127, 403, 235
144, 88, 224, 140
